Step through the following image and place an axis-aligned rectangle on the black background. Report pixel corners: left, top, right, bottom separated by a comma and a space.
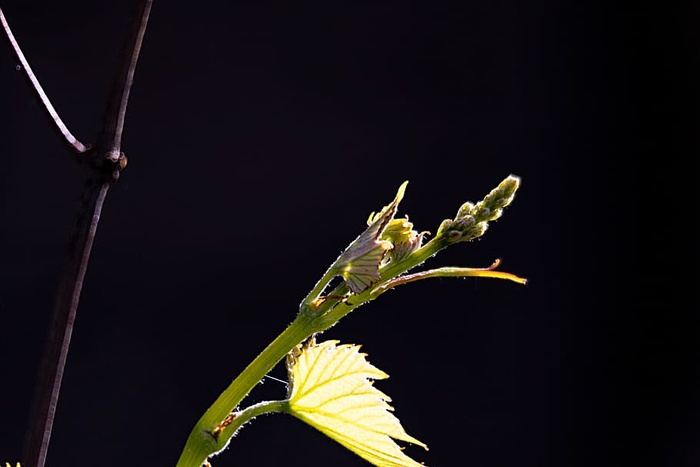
1, 1, 696, 466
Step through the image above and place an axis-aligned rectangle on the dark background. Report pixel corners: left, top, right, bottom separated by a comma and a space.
0, 1, 696, 466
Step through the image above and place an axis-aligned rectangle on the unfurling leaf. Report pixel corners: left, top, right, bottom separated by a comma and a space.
285, 339, 427, 467
334, 181, 408, 294
380, 217, 426, 264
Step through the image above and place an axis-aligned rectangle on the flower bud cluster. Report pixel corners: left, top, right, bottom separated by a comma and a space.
437, 175, 520, 244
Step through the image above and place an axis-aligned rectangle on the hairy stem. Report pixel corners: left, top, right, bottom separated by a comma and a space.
224, 400, 288, 438
175, 243, 448, 465
177, 314, 320, 466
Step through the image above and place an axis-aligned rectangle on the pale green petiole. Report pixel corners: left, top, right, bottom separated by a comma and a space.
211, 400, 288, 441
175, 314, 316, 467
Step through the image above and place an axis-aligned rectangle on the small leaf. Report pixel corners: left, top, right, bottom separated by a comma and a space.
286, 340, 427, 467
380, 218, 426, 264
334, 182, 408, 294
340, 243, 392, 294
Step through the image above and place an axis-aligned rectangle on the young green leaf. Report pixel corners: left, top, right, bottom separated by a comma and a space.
336, 181, 408, 294
285, 339, 427, 467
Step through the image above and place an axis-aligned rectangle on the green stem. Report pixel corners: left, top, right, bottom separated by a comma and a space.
318, 237, 447, 327
176, 314, 319, 467
299, 265, 338, 314
225, 399, 288, 434
177, 238, 450, 466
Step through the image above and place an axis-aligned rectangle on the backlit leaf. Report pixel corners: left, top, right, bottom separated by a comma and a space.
334, 182, 408, 294
286, 340, 427, 467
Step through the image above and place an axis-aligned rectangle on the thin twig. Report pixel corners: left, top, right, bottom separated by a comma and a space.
0, 6, 87, 153
96, 0, 153, 160
22, 181, 111, 467
15, 1, 154, 466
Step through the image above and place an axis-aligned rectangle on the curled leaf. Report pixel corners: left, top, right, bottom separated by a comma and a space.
285, 340, 427, 467
380, 217, 426, 264
334, 182, 408, 293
